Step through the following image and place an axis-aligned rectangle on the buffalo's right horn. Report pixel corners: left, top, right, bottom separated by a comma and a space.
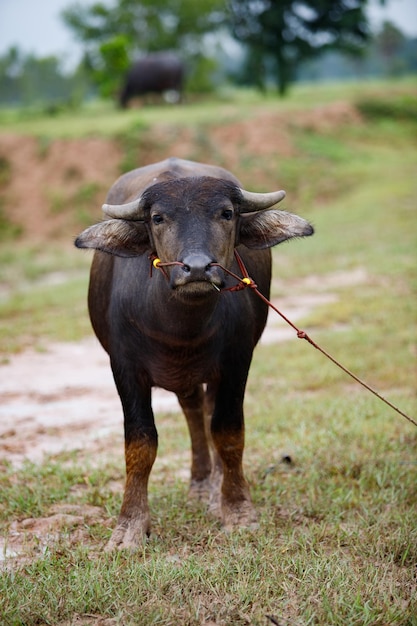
102, 199, 144, 220
239, 189, 286, 212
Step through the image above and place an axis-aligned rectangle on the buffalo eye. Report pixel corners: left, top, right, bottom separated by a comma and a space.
221, 209, 233, 221
152, 214, 164, 225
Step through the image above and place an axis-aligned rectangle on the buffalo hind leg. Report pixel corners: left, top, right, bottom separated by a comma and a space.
211, 426, 258, 530
177, 385, 212, 502
204, 384, 223, 519
210, 383, 258, 530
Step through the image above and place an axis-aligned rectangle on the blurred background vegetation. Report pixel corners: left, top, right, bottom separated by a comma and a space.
0, 0, 415, 110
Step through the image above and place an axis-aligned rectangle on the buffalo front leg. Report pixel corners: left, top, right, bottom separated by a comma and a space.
177, 385, 212, 502
106, 366, 157, 550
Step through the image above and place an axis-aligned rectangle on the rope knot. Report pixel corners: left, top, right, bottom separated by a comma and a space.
241, 277, 258, 289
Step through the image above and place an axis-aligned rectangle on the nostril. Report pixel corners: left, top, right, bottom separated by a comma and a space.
181, 254, 214, 277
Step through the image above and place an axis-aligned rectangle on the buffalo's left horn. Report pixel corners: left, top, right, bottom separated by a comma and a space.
102, 199, 144, 220
239, 189, 286, 212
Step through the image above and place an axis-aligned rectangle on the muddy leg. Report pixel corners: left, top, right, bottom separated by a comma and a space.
106, 365, 157, 550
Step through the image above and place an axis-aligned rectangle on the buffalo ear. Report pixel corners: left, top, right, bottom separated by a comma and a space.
239, 210, 314, 250
75, 220, 150, 257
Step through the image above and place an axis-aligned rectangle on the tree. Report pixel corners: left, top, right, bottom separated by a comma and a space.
61, 0, 226, 96
228, 0, 376, 96
0, 47, 22, 104
375, 20, 406, 76
0, 46, 91, 107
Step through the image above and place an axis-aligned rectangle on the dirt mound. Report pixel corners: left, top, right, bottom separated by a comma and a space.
0, 101, 361, 241
136, 101, 361, 186
0, 134, 122, 241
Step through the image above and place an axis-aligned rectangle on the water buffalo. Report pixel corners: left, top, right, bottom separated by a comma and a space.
75, 157, 313, 549
119, 53, 184, 107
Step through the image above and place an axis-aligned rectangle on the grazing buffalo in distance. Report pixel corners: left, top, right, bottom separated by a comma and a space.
119, 52, 184, 107
75, 157, 313, 549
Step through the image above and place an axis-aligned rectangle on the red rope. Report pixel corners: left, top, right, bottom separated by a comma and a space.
149, 251, 416, 427
230, 251, 417, 428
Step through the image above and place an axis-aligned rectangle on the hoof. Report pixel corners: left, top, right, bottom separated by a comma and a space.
208, 493, 222, 520
188, 478, 211, 503
222, 500, 258, 531
105, 516, 150, 551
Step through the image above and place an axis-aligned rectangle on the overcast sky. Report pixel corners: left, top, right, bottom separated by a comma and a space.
0, 0, 416, 67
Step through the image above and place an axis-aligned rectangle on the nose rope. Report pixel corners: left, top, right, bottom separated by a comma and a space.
148, 252, 416, 427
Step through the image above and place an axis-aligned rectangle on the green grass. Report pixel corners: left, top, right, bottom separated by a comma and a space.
0, 77, 414, 139
0, 244, 91, 353
0, 275, 91, 353
0, 79, 416, 625
1, 401, 416, 625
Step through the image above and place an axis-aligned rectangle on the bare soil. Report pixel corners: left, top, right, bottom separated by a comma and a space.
0, 269, 367, 468
0, 134, 123, 241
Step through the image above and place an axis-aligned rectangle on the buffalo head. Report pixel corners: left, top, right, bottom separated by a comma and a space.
75, 176, 313, 298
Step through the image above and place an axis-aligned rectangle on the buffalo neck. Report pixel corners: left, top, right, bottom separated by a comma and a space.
133, 267, 223, 343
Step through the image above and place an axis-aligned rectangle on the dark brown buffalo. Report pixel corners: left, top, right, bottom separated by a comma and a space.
119, 52, 184, 107
75, 157, 313, 549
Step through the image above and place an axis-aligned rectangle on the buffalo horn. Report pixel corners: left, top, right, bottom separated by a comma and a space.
102, 188, 286, 219
239, 189, 286, 212
102, 199, 144, 220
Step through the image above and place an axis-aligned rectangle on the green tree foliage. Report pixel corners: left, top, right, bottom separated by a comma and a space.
95, 36, 131, 98
61, 0, 226, 95
228, 0, 375, 95
0, 48, 21, 104
375, 20, 407, 75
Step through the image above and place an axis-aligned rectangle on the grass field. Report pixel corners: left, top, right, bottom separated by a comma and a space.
0, 80, 416, 625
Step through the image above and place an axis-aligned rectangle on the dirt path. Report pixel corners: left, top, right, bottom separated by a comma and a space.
0, 269, 370, 468
0, 271, 367, 468
0, 337, 179, 467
